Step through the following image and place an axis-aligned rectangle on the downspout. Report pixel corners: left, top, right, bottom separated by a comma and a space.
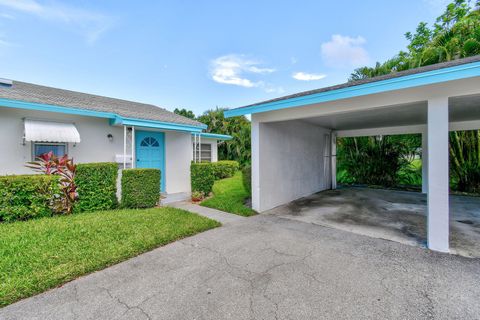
123, 125, 127, 169
331, 131, 337, 190
131, 126, 135, 168
193, 133, 197, 163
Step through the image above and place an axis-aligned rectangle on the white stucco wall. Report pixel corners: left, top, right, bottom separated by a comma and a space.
253, 117, 330, 212
0, 107, 195, 195
0, 108, 125, 175
165, 131, 191, 194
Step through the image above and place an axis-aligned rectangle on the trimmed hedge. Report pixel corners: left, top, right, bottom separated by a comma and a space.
242, 165, 251, 195
191, 160, 240, 195
121, 168, 161, 208
212, 161, 240, 179
0, 175, 59, 222
191, 163, 215, 195
75, 162, 118, 212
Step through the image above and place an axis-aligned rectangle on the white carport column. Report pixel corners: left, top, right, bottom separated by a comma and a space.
251, 117, 261, 212
331, 132, 337, 190
427, 97, 450, 253
422, 131, 428, 194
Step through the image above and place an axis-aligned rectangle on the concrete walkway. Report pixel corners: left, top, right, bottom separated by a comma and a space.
1, 209, 479, 319
166, 201, 246, 225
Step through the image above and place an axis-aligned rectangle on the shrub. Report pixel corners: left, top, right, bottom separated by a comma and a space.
26, 152, 78, 214
191, 161, 240, 195
337, 135, 419, 187
191, 190, 205, 202
212, 160, 240, 179
191, 163, 215, 194
450, 130, 480, 194
0, 175, 59, 222
121, 168, 160, 208
75, 163, 118, 212
242, 165, 251, 195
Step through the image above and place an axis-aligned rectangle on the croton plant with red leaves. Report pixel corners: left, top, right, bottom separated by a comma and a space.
26, 152, 78, 214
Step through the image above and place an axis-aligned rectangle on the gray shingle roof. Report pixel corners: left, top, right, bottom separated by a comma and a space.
237, 55, 480, 109
0, 80, 205, 127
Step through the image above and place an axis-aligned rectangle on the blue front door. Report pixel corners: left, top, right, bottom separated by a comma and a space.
136, 131, 165, 192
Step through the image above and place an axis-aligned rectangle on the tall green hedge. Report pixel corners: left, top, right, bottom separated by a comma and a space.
0, 175, 59, 222
191, 163, 216, 195
75, 162, 118, 212
191, 160, 240, 195
212, 161, 240, 179
242, 165, 251, 195
121, 168, 160, 208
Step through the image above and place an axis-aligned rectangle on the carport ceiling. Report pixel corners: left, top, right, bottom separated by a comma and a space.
301, 94, 480, 131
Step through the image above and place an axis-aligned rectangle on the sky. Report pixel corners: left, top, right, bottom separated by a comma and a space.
0, 0, 452, 116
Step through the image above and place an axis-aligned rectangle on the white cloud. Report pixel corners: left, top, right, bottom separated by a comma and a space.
321, 34, 370, 68
0, 30, 13, 46
0, 0, 42, 13
263, 84, 284, 94
210, 54, 275, 88
0, 12, 14, 19
0, 38, 12, 46
292, 72, 326, 81
0, 0, 114, 44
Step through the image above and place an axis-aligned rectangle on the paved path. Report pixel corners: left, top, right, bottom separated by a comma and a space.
1, 211, 479, 319
167, 201, 246, 225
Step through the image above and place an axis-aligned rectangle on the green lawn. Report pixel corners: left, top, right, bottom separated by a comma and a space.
0, 207, 220, 307
201, 171, 256, 217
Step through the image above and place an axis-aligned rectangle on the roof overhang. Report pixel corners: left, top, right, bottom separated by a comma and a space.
110, 116, 206, 133
225, 60, 480, 118
24, 119, 81, 143
0, 97, 207, 133
191, 132, 233, 140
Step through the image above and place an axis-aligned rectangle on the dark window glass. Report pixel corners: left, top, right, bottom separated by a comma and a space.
34, 144, 66, 158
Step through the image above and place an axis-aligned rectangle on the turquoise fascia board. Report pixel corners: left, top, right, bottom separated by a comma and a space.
0, 97, 206, 132
191, 132, 233, 140
0, 98, 114, 118
224, 61, 480, 118
119, 117, 205, 133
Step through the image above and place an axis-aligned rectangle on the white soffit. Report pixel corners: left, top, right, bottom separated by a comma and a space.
24, 119, 81, 143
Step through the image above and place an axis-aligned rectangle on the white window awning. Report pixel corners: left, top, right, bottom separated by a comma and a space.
24, 119, 81, 143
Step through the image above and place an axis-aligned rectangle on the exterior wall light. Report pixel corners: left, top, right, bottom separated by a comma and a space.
107, 133, 113, 142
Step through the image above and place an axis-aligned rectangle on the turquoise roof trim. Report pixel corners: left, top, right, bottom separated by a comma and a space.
112, 116, 205, 132
192, 132, 233, 140
0, 97, 206, 132
225, 60, 480, 118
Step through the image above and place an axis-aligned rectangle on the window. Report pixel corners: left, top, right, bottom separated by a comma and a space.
193, 143, 212, 162
33, 143, 67, 160
140, 137, 159, 147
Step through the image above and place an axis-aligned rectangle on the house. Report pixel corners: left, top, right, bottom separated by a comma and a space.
0, 79, 231, 196
225, 55, 480, 253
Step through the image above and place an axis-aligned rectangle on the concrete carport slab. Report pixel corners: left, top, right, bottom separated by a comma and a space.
265, 187, 480, 258
225, 55, 480, 254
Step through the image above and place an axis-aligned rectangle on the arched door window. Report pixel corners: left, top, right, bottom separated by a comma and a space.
140, 137, 160, 147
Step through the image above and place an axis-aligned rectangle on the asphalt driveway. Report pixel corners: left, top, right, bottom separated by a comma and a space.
1, 212, 479, 319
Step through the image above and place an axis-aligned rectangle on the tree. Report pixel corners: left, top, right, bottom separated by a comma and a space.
349, 0, 480, 81
344, 0, 480, 192
198, 108, 251, 166
172, 107, 252, 166
174, 108, 196, 120
449, 130, 480, 193
337, 135, 421, 187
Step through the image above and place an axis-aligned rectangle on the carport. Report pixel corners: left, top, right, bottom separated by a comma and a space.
225, 56, 480, 253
